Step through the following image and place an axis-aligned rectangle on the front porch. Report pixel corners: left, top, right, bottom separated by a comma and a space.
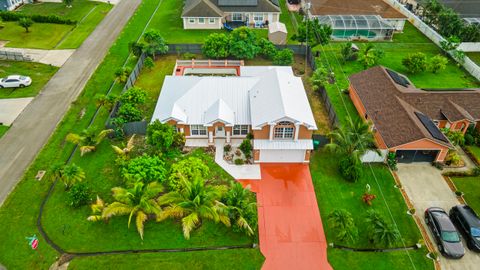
214, 139, 261, 180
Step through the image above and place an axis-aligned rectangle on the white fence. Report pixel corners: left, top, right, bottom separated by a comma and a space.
385, 0, 480, 81
361, 150, 389, 163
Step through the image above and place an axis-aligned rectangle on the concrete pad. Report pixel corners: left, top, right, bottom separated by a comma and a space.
0, 97, 34, 125
214, 140, 261, 180
0, 48, 75, 67
397, 163, 480, 270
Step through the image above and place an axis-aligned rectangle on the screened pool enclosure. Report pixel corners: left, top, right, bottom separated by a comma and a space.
316, 15, 395, 40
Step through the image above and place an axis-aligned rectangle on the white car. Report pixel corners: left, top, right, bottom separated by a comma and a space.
0, 75, 32, 88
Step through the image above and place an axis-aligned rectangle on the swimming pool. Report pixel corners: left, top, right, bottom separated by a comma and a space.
332, 29, 378, 39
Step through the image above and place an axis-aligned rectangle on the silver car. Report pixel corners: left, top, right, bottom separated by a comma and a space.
0, 75, 32, 88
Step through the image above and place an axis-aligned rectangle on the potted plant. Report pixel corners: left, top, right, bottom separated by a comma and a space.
427, 251, 439, 261
407, 208, 416, 215
455, 190, 464, 197
416, 239, 424, 249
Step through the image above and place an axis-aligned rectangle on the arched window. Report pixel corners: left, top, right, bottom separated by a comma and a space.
274, 121, 294, 139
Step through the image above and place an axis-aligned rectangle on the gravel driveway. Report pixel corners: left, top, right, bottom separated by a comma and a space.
397, 163, 480, 270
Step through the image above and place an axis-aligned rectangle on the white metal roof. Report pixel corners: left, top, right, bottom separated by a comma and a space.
151, 66, 317, 130
253, 139, 314, 150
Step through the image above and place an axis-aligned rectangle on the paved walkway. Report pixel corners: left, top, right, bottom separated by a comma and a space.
240, 164, 331, 270
443, 146, 477, 173
397, 163, 480, 270
0, 97, 34, 125
0, 0, 142, 206
214, 139, 261, 180
0, 48, 75, 67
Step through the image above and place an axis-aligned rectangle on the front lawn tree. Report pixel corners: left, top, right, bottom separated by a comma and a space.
328, 209, 358, 244
146, 120, 176, 152
167, 157, 210, 191
52, 163, 86, 189
402, 52, 427, 74
359, 44, 384, 69
143, 30, 168, 60
229, 27, 260, 59
100, 182, 164, 240
365, 210, 400, 247
157, 178, 230, 239
66, 128, 113, 156
292, 18, 332, 46
428, 55, 448, 73
223, 182, 257, 236
202, 33, 231, 59
18, 18, 33, 33
128, 41, 145, 58
63, 0, 74, 8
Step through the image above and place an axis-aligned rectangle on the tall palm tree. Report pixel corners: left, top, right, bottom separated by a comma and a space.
328, 209, 358, 244
223, 182, 257, 236
157, 178, 230, 239
100, 182, 163, 239
66, 128, 113, 156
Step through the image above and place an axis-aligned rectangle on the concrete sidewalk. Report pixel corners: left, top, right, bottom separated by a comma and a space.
0, 0, 142, 206
0, 97, 34, 125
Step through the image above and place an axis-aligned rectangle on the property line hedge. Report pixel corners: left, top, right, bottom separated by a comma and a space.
0, 11, 77, 25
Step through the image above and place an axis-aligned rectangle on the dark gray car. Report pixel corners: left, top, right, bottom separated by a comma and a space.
450, 205, 480, 252
425, 207, 465, 259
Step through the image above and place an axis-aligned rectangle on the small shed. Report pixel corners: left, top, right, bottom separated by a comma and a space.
268, 22, 288, 45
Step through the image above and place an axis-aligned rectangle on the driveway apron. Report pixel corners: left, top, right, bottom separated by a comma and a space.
397, 163, 480, 270
240, 164, 332, 270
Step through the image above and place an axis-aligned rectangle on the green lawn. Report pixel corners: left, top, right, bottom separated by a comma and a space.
451, 176, 480, 214
1, 0, 112, 49
278, 0, 301, 44
316, 23, 480, 125
466, 145, 480, 164
392, 22, 433, 44
0, 124, 8, 139
467, 52, 480, 66
0, 61, 58, 98
68, 249, 264, 270
310, 150, 433, 270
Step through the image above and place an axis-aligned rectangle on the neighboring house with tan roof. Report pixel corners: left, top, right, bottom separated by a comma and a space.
151, 62, 317, 163
182, 0, 281, 29
306, 0, 407, 40
0, 0, 29, 11
349, 66, 480, 163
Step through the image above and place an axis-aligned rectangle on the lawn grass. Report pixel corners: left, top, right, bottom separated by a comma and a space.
0, 60, 58, 98
451, 176, 480, 214
467, 52, 480, 66
2, 0, 112, 49
68, 249, 264, 270
392, 22, 433, 44
278, 0, 300, 44
0, 124, 8, 139
310, 149, 433, 269
466, 145, 480, 164
316, 24, 480, 125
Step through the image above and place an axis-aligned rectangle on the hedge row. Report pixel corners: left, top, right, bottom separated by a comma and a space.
0, 11, 77, 25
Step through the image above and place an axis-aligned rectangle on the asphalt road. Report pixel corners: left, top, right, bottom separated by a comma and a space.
0, 0, 142, 206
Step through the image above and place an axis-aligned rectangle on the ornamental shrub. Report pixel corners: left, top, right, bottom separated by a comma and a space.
67, 183, 91, 208
117, 103, 142, 122
146, 120, 176, 151
273, 49, 294, 66
202, 33, 231, 59
121, 154, 167, 184
119, 87, 147, 105
0, 11, 76, 24
239, 139, 252, 159
167, 157, 210, 190
258, 38, 278, 60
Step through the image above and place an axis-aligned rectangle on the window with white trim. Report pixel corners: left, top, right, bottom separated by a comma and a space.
253, 13, 264, 22
233, 125, 249, 136
274, 121, 294, 139
190, 125, 207, 136
209, 18, 216, 24
188, 18, 195, 24
232, 13, 243, 21
198, 18, 205, 24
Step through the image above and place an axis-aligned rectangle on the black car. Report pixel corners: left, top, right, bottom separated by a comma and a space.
425, 207, 465, 259
450, 205, 480, 252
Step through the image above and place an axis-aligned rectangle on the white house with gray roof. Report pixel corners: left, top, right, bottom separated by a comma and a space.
182, 0, 281, 29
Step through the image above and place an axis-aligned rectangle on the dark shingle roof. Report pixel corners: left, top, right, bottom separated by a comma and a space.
182, 0, 224, 17
349, 66, 480, 148
218, 0, 258, 6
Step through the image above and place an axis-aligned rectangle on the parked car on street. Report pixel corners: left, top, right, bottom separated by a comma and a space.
450, 205, 480, 252
425, 207, 465, 259
0, 75, 32, 88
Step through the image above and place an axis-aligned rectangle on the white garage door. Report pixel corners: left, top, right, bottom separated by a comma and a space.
260, 149, 306, 163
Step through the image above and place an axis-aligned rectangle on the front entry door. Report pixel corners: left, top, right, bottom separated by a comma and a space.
216, 126, 225, 138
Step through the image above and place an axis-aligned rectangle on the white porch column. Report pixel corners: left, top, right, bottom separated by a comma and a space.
269, 124, 274, 141
294, 123, 300, 140
226, 131, 231, 143
180, 127, 184, 134
209, 131, 213, 143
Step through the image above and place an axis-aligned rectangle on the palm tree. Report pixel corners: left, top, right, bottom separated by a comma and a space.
359, 44, 384, 69
54, 163, 85, 189
328, 209, 358, 244
157, 178, 230, 239
326, 117, 377, 181
66, 128, 113, 156
87, 196, 106, 222
365, 209, 400, 247
112, 135, 136, 158
100, 182, 163, 239
223, 182, 257, 236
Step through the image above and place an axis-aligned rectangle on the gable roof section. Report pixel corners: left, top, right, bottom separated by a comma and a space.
210, 0, 280, 12
218, 0, 258, 6
182, 0, 224, 17
249, 68, 317, 129
349, 66, 480, 148
309, 0, 406, 19
152, 66, 317, 130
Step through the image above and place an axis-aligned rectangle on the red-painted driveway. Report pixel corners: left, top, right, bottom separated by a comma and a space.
240, 164, 332, 270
